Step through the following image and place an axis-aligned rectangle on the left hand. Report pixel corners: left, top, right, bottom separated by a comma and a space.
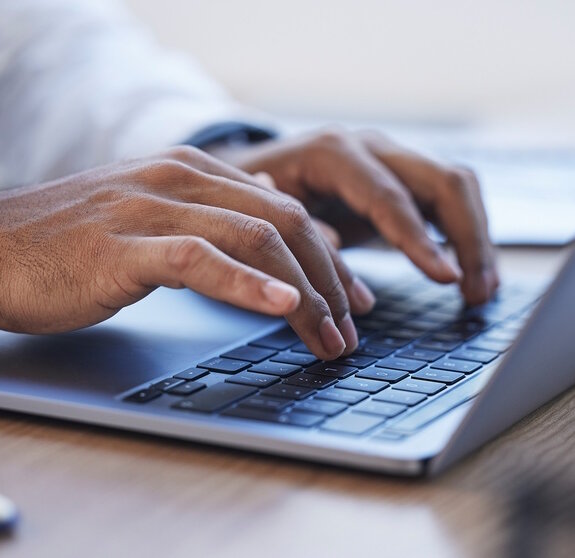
209, 128, 499, 305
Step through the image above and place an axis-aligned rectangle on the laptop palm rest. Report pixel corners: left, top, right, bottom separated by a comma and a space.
0, 287, 279, 403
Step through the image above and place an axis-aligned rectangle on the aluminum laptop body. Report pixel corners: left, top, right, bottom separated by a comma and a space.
0, 247, 574, 477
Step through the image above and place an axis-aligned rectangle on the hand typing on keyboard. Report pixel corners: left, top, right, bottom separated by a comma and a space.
209, 128, 500, 306
0, 134, 498, 361
0, 147, 373, 360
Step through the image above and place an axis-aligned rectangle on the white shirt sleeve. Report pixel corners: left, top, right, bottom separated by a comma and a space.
0, 0, 272, 188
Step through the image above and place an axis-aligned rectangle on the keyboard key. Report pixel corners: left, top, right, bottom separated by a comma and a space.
304, 363, 357, 379
337, 377, 389, 394
222, 407, 325, 427
385, 328, 423, 340
291, 342, 313, 354
404, 319, 442, 331
261, 384, 315, 400
356, 367, 408, 383
363, 336, 409, 350
353, 400, 407, 418
415, 339, 461, 352
376, 356, 425, 372
356, 345, 395, 358
249, 327, 299, 350
467, 338, 511, 353
248, 361, 301, 377
332, 354, 377, 368
320, 413, 385, 436
365, 309, 406, 322
197, 357, 250, 373
171, 383, 256, 413
271, 352, 319, 367
394, 378, 446, 395
412, 368, 465, 385
238, 396, 292, 412
388, 375, 485, 433
166, 381, 207, 396
373, 390, 426, 406
225, 371, 279, 388
431, 331, 469, 342
124, 388, 161, 404
284, 373, 337, 389
221, 346, 277, 363
483, 328, 517, 343
151, 378, 184, 391
430, 358, 481, 374
297, 399, 348, 416
450, 348, 499, 363
173, 368, 209, 382
395, 348, 445, 362
315, 388, 368, 405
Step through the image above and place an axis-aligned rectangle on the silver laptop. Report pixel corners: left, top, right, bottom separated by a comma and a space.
0, 246, 574, 476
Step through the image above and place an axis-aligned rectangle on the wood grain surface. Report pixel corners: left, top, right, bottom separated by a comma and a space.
1, 247, 574, 558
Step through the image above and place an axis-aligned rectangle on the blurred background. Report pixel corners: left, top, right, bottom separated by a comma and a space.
125, 0, 575, 128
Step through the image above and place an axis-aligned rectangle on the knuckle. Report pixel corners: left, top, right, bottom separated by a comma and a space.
359, 127, 391, 145
442, 166, 479, 196
224, 263, 251, 294
278, 198, 311, 231
164, 236, 211, 273
239, 218, 283, 254
146, 159, 196, 185
383, 185, 409, 206
323, 276, 346, 305
306, 290, 332, 319
369, 186, 409, 219
310, 126, 348, 153
165, 144, 203, 162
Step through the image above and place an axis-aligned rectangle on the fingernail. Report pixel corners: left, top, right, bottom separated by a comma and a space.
350, 277, 376, 311
319, 316, 346, 357
437, 255, 463, 283
262, 280, 300, 309
338, 312, 358, 353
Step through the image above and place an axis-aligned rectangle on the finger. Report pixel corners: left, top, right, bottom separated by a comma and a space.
319, 234, 376, 317
120, 235, 301, 316
312, 217, 342, 249
253, 172, 277, 190
430, 168, 500, 304
166, 145, 278, 194
176, 204, 350, 359
123, 196, 347, 360
361, 132, 499, 303
307, 134, 461, 284
182, 179, 358, 354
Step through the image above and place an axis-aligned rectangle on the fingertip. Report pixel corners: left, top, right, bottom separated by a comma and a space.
349, 277, 376, 314
460, 268, 499, 305
338, 312, 359, 355
319, 316, 346, 359
429, 252, 463, 285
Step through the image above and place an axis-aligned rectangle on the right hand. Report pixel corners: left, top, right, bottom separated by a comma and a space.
0, 146, 376, 360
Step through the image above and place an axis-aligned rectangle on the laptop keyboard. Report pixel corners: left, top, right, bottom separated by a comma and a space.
121, 278, 541, 439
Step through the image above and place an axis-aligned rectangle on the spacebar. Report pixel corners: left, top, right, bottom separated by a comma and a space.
386, 374, 486, 434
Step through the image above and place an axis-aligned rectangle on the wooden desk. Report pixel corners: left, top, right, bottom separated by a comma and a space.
1, 247, 574, 558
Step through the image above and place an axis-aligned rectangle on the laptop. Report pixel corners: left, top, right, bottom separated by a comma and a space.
0, 246, 574, 477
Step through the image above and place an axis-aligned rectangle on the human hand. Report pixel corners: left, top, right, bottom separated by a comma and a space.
0, 147, 377, 360
210, 128, 499, 305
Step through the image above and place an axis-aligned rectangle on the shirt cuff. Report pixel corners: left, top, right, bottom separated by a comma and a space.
181, 121, 277, 150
